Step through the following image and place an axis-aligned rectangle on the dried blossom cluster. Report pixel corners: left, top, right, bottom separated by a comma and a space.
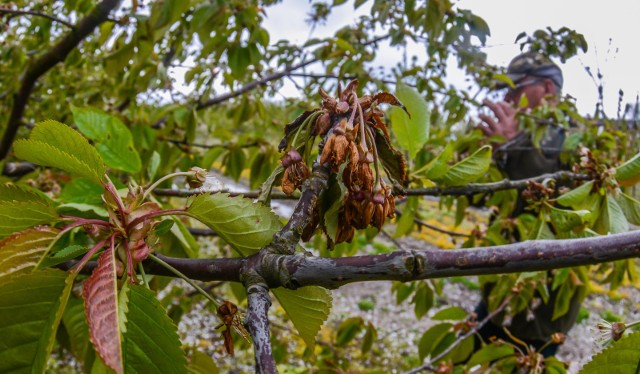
278, 80, 408, 244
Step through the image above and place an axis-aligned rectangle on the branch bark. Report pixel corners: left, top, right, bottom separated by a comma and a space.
64, 229, 640, 287
0, 0, 122, 160
244, 283, 277, 374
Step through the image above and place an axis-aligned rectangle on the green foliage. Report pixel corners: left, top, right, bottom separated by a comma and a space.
122, 285, 187, 373
272, 286, 332, 350
433, 146, 492, 186
14, 120, 106, 184
0, 269, 68, 373
71, 106, 142, 174
390, 82, 430, 159
187, 193, 281, 256
581, 332, 640, 373
0, 226, 58, 285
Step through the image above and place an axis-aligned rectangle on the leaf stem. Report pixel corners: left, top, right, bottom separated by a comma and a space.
138, 262, 150, 289
126, 208, 188, 231
148, 254, 219, 307
70, 236, 111, 273
142, 171, 193, 200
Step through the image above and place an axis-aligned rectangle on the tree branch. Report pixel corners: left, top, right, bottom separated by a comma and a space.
61, 229, 640, 287
0, 8, 75, 29
406, 294, 515, 374
244, 283, 277, 373
0, 0, 122, 160
405, 171, 590, 197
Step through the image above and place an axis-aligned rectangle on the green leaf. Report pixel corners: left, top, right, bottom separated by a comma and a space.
581, 331, 640, 374
0, 183, 51, 204
188, 351, 219, 374
0, 269, 69, 373
374, 127, 408, 187
272, 286, 332, 350
528, 218, 555, 240
555, 181, 595, 208
225, 148, 246, 182
390, 82, 430, 159
615, 192, 640, 225
14, 120, 106, 184
168, 217, 199, 258
418, 323, 452, 361
436, 146, 492, 186
0, 226, 58, 286
595, 195, 629, 234
334, 37, 356, 53
60, 178, 105, 206
415, 143, 454, 179
62, 295, 94, 365
361, 321, 377, 354
71, 106, 141, 174
334, 316, 364, 347
122, 285, 187, 373
466, 343, 515, 367
546, 202, 592, 232
152, 0, 190, 29
39, 244, 88, 268
394, 195, 418, 237
187, 193, 281, 256
413, 282, 434, 319
0, 199, 58, 237
615, 152, 640, 186
147, 151, 161, 182
257, 165, 284, 206
432, 306, 468, 321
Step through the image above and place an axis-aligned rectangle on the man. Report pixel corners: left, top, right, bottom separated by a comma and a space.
474, 52, 583, 356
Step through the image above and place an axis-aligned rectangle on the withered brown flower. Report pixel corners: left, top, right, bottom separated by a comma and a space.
281, 149, 310, 195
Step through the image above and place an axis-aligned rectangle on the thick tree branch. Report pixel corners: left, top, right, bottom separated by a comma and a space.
266, 162, 331, 255
244, 283, 277, 373
0, 8, 75, 29
0, 0, 122, 160
62, 229, 640, 286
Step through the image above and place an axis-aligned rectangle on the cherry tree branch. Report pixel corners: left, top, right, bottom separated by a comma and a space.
63, 229, 640, 286
244, 283, 277, 373
406, 294, 515, 374
404, 171, 590, 197
0, 8, 75, 29
0, 0, 122, 160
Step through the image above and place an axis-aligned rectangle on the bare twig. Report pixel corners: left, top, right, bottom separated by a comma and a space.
405, 171, 590, 197
406, 294, 515, 374
395, 208, 471, 238
0, 8, 75, 29
0, 0, 123, 160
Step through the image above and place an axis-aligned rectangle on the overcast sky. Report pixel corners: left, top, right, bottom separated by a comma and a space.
263, 0, 640, 118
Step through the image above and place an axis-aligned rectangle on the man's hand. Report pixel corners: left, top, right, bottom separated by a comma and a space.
478, 99, 520, 141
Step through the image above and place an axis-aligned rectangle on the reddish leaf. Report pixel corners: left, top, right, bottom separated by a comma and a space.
82, 248, 123, 374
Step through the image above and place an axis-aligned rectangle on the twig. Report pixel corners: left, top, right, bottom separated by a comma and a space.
405, 171, 590, 197
0, 8, 75, 29
405, 294, 515, 374
395, 208, 471, 238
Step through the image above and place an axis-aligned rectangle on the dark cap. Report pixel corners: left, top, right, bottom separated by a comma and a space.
496, 52, 563, 90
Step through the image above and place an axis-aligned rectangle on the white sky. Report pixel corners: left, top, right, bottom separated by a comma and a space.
263, 0, 640, 118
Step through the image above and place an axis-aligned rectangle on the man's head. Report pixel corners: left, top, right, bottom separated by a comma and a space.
498, 52, 563, 108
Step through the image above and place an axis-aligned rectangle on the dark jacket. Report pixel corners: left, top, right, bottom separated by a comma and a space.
480, 126, 583, 345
